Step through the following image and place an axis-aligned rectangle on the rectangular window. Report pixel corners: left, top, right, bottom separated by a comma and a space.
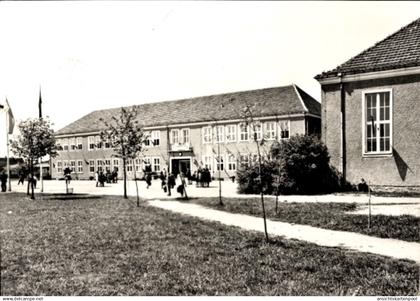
227, 154, 236, 171
62, 138, 69, 151
203, 126, 212, 144
95, 136, 102, 149
69, 137, 76, 150
89, 160, 95, 172
215, 125, 224, 143
279, 121, 290, 139
97, 160, 103, 172
126, 159, 133, 172
181, 129, 190, 144
252, 123, 262, 141
215, 155, 224, 171
239, 154, 249, 169
77, 137, 83, 150
112, 159, 119, 172
225, 124, 236, 142
88, 136, 95, 150
265, 122, 276, 140
170, 129, 179, 145
77, 160, 83, 173
364, 90, 392, 154
152, 131, 160, 146
239, 123, 249, 141
203, 155, 212, 171
104, 138, 110, 149
57, 161, 63, 173
105, 159, 111, 172
134, 158, 142, 172
70, 160, 76, 172
153, 157, 161, 172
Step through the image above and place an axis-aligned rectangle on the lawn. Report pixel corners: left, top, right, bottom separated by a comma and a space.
0, 193, 419, 296
184, 197, 420, 242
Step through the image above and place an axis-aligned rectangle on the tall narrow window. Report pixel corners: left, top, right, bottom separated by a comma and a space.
252, 123, 262, 141
152, 131, 160, 146
57, 161, 63, 173
215, 126, 224, 143
77, 137, 83, 150
69, 137, 76, 150
181, 129, 190, 144
170, 129, 179, 145
227, 154, 236, 171
265, 122, 276, 140
215, 155, 224, 171
77, 160, 83, 173
153, 157, 161, 172
89, 160, 95, 172
97, 160, 103, 172
203, 155, 212, 170
279, 121, 290, 139
364, 90, 392, 154
202, 127, 212, 143
70, 160, 76, 172
239, 123, 249, 141
88, 136, 95, 150
225, 124, 236, 142
95, 136, 102, 149
62, 138, 69, 151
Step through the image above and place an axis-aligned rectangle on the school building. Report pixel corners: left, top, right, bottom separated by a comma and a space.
315, 17, 420, 191
52, 84, 321, 180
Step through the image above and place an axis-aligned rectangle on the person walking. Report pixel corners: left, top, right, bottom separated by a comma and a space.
1, 171, 7, 192
95, 171, 99, 187
18, 170, 25, 185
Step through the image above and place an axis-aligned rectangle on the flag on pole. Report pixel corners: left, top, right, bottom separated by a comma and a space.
39, 88, 43, 118
5, 98, 15, 134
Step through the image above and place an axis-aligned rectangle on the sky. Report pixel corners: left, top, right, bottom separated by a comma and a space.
1, 1, 420, 156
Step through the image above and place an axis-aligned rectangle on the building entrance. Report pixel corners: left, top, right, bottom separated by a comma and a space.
171, 158, 191, 178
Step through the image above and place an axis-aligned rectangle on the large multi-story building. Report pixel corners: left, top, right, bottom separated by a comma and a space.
52, 84, 321, 180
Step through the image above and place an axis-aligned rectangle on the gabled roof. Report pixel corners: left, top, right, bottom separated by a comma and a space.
315, 17, 420, 79
56, 84, 320, 136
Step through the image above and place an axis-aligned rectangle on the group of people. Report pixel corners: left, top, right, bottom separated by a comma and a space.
191, 167, 212, 187
95, 169, 118, 187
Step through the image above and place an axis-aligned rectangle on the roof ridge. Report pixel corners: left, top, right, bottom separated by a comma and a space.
292, 84, 308, 112
316, 17, 420, 79
84, 84, 296, 114
335, 17, 420, 73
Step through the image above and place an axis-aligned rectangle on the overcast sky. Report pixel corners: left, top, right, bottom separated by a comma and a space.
1, 1, 420, 156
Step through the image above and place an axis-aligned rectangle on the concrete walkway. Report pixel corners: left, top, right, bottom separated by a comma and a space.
149, 200, 420, 264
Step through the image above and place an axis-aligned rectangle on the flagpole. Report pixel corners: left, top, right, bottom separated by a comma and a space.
39, 87, 43, 193
6, 108, 11, 191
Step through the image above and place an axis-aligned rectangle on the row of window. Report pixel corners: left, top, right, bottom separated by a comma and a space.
201, 121, 290, 144
56, 157, 161, 173
201, 153, 270, 172
57, 131, 162, 152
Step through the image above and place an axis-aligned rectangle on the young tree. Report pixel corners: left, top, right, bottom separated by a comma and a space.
242, 104, 269, 243
99, 106, 147, 203
10, 118, 58, 199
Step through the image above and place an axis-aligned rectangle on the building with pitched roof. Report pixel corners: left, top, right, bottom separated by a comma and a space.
315, 18, 420, 191
52, 84, 320, 180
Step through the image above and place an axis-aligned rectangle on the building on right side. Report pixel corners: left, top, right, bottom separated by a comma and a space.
315, 18, 420, 192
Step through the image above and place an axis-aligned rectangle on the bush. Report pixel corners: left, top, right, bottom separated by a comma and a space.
237, 135, 343, 195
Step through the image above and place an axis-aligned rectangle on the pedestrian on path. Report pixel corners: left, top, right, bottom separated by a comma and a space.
0, 171, 7, 192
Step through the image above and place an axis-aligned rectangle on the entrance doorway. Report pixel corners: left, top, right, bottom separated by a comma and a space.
171, 158, 191, 178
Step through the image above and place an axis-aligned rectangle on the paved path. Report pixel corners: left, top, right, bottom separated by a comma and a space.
149, 200, 420, 264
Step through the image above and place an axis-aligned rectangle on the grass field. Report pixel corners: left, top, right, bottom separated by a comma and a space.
184, 197, 420, 242
1, 193, 419, 296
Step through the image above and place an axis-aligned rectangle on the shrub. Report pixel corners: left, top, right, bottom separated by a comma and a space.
237, 135, 343, 195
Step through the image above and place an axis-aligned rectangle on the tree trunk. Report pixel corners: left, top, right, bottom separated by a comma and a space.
30, 160, 35, 200
255, 134, 268, 243
123, 157, 127, 199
